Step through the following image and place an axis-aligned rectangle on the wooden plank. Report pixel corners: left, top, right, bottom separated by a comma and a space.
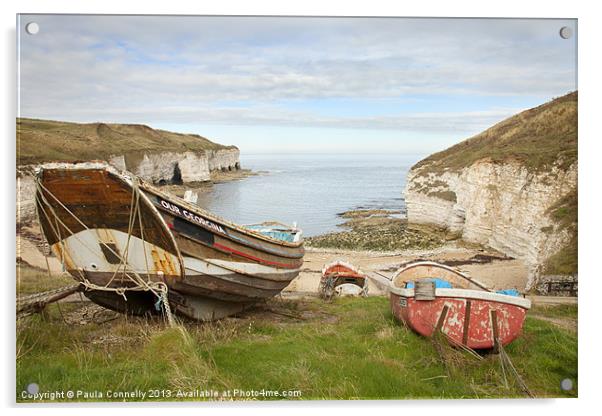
462, 300, 472, 346
435, 305, 449, 332
491, 309, 500, 354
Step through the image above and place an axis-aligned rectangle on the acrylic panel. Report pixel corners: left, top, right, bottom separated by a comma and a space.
16, 15, 578, 402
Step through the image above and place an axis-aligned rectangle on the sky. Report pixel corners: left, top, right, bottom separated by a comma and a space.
17, 15, 577, 155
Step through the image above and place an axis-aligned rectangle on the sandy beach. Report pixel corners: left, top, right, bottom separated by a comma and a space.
284, 245, 529, 297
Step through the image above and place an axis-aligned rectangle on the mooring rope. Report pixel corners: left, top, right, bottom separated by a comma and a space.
31, 174, 175, 326
17, 284, 81, 304
496, 338, 534, 397
17, 284, 82, 319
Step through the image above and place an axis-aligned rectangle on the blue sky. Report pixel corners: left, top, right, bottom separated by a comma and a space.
18, 16, 577, 154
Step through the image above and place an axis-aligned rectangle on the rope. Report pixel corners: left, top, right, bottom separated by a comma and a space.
496, 338, 534, 397
319, 276, 336, 300
17, 284, 81, 304
33, 174, 175, 326
17, 284, 81, 319
157, 282, 175, 327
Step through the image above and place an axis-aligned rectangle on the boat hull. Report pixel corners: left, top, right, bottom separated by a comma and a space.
83, 289, 161, 316
389, 261, 530, 349
319, 260, 367, 298
35, 164, 304, 321
141, 186, 304, 304
390, 288, 530, 349
83, 289, 253, 321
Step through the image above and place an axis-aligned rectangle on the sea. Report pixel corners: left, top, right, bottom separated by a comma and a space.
195, 153, 426, 237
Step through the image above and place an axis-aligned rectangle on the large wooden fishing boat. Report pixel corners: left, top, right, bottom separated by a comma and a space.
34, 162, 304, 321
389, 261, 530, 350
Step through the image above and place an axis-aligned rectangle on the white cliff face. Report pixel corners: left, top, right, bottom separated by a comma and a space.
207, 148, 240, 171
178, 152, 212, 183
126, 151, 210, 184
123, 148, 240, 183
107, 155, 126, 171
405, 160, 577, 288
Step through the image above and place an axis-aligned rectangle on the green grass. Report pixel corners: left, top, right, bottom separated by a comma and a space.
548, 189, 578, 228
16, 297, 577, 402
412, 91, 577, 176
17, 264, 74, 295
531, 303, 578, 320
17, 118, 236, 166
544, 189, 578, 275
544, 237, 578, 275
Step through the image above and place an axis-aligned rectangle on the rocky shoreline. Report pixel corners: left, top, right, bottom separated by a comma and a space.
296, 208, 532, 292
306, 209, 459, 252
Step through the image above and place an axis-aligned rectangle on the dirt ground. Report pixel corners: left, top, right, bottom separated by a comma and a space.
16, 227, 63, 274
284, 245, 530, 296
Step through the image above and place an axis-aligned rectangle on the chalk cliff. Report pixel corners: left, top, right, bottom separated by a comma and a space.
405, 92, 578, 288
110, 147, 240, 184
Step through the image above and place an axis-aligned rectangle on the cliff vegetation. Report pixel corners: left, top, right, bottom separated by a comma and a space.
544, 189, 578, 275
17, 118, 236, 165
413, 91, 577, 176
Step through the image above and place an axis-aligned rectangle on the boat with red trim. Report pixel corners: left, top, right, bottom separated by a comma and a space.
35, 162, 304, 321
319, 260, 368, 298
389, 261, 531, 350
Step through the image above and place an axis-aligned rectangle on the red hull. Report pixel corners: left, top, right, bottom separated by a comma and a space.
321, 261, 366, 284
389, 262, 530, 349
390, 290, 529, 349
319, 260, 367, 297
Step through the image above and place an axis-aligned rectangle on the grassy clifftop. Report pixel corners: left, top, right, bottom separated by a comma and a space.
413, 91, 577, 175
17, 118, 236, 165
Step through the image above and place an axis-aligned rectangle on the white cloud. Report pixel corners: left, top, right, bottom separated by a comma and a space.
18, 15, 576, 135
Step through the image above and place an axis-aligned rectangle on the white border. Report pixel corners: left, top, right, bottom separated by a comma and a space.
3, 1, 600, 414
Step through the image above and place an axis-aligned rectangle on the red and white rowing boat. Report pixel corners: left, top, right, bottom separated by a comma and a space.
389, 261, 531, 350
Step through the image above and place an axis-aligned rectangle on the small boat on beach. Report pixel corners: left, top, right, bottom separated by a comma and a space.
34, 162, 304, 321
389, 261, 530, 350
319, 260, 368, 299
